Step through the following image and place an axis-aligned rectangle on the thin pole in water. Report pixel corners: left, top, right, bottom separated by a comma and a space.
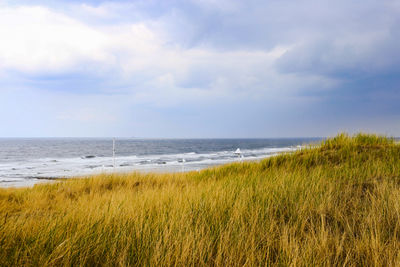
113, 138, 116, 170
182, 158, 186, 172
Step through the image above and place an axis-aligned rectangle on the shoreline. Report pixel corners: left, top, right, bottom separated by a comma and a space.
0, 156, 271, 189
0, 139, 306, 188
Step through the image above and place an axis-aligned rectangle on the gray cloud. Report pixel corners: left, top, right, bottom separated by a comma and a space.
1, 0, 400, 137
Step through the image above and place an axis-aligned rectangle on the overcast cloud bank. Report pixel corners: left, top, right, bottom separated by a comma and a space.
0, 0, 399, 137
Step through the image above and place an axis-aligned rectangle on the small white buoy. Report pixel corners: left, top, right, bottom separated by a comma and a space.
234, 148, 243, 162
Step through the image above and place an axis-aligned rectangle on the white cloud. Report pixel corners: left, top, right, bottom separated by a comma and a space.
0, 6, 112, 73
0, 5, 185, 76
0, 3, 344, 108
0, 4, 300, 103
79, 3, 110, 18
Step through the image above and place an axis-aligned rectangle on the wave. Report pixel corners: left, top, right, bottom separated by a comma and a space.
0, 145, 301, 187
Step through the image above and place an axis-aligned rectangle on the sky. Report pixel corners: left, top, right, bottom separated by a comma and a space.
0, 0, 399, 138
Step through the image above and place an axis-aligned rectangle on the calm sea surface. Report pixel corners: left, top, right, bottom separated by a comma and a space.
0, 138, 321, 187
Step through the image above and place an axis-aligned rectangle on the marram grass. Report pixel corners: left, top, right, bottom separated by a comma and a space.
1, 133, 400, 266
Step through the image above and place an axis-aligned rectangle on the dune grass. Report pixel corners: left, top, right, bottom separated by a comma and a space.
1, 133, 400, 266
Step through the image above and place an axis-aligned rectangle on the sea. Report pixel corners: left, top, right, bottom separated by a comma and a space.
0, 138, 321, 187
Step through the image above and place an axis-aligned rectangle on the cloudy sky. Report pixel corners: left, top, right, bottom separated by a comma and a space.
0, 0, 399, 137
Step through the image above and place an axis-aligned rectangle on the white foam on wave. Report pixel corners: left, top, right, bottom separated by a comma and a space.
0, 145, 302, 187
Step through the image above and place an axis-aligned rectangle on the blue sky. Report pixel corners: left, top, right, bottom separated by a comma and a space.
0, 0, 399, 137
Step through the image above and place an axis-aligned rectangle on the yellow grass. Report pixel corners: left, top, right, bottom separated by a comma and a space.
1, 133, 400, 266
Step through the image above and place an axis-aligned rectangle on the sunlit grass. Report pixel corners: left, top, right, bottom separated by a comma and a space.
1, 133, 400, 266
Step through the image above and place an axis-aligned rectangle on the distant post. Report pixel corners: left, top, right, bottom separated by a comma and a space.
113, 138, 116, 170
182, 158, 186, 172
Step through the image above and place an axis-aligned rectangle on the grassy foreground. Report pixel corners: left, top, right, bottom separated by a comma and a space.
1, 134, 400, 266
